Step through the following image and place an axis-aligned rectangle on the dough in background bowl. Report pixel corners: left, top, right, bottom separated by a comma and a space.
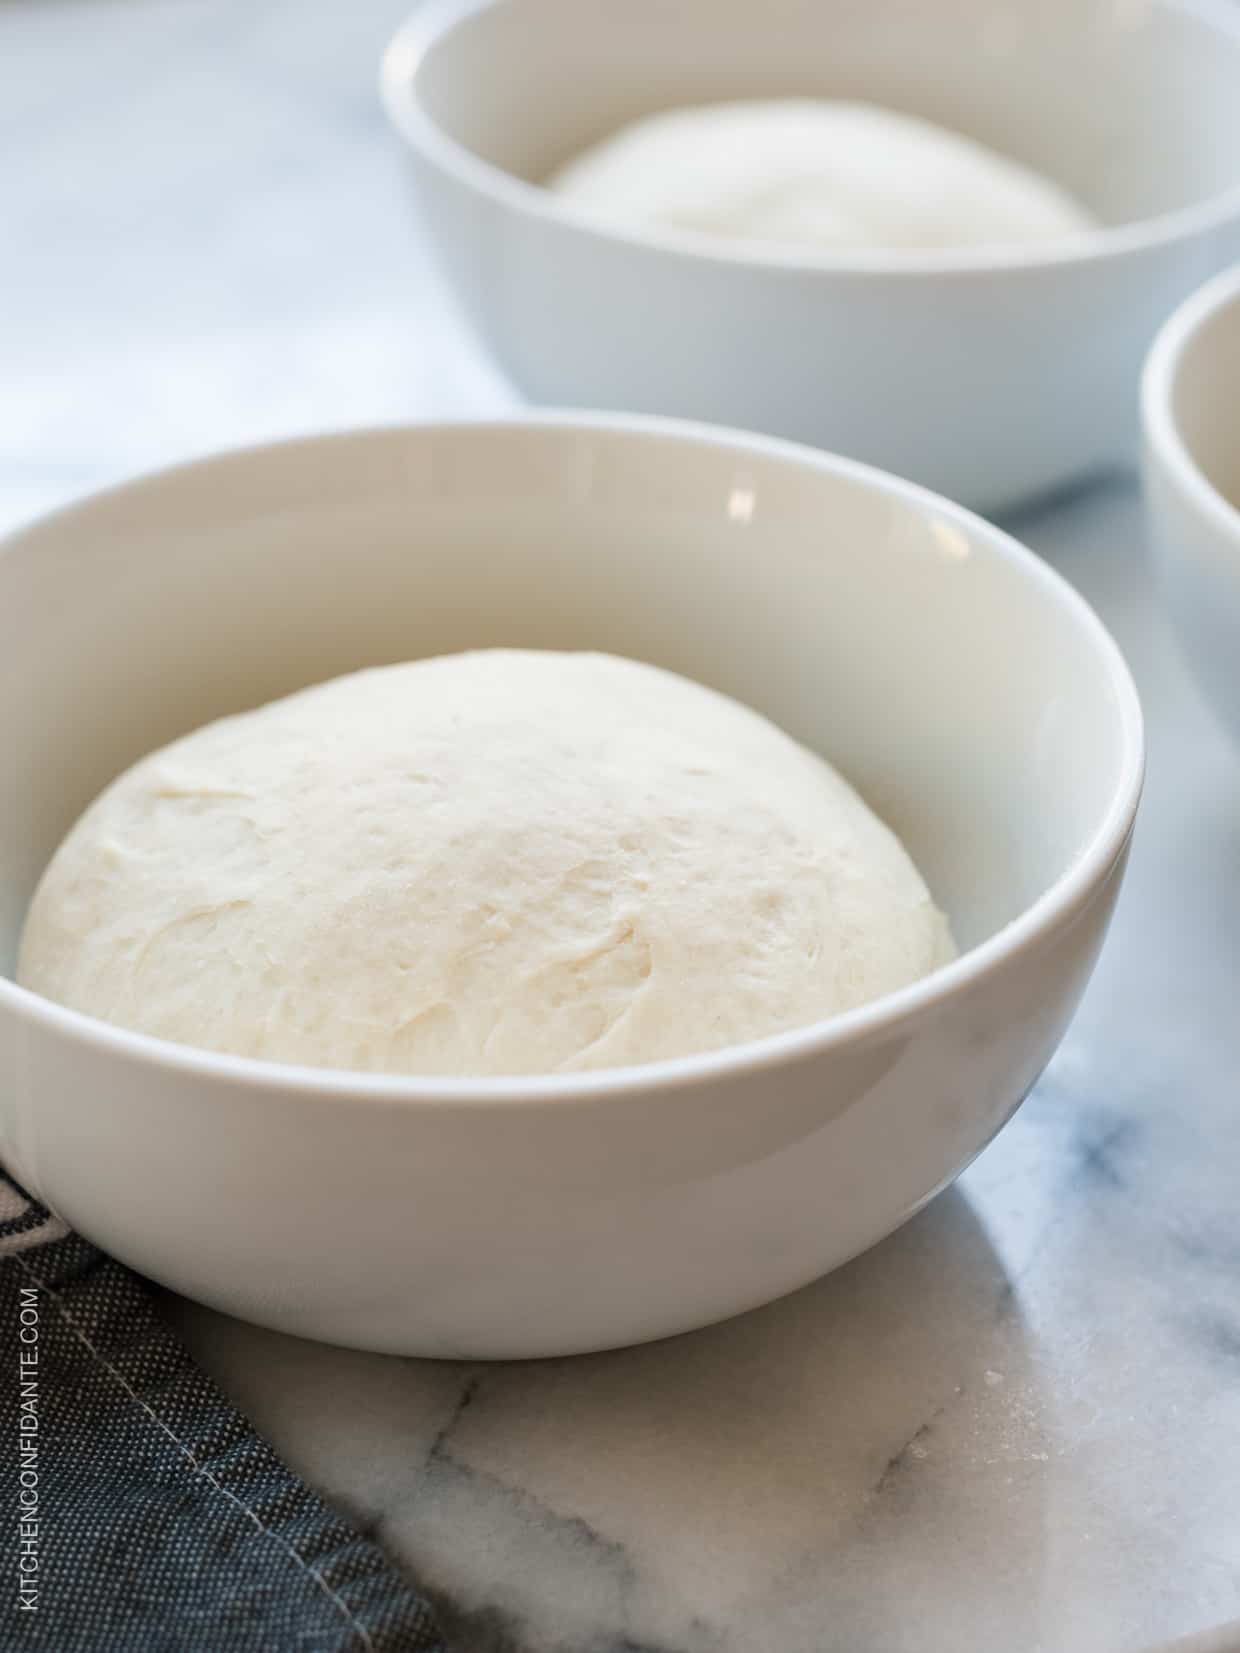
549, 100, 1096, 252
19, 651, 955, 1076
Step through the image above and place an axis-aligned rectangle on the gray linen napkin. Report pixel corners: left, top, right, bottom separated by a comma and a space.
0, 1171, 448, 1651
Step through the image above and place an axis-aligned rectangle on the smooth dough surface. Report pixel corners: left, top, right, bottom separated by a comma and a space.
549, 100, 1096, 251
19, 651, 955, 1076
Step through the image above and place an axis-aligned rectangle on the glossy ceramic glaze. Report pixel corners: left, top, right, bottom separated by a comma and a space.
381, 0, 1240, 514
1143, 262, 1240, 747
0, 418, 1143, 1356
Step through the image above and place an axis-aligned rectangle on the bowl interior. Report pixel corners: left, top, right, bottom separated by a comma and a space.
403, 0, 1240, 231
0, 423, 1134, 990
1165, 277, 1240, 513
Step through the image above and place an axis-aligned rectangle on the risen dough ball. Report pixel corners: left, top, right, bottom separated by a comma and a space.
549, 100, 1096, 251
19, 651, 954, 1076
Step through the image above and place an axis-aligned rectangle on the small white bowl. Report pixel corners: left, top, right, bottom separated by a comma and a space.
382, 0, 1240, 514
1142, 262, 1240, 744
0, 417, 1143, 1358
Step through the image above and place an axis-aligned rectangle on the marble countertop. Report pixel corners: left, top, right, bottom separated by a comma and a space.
6, 3, 1240, 1649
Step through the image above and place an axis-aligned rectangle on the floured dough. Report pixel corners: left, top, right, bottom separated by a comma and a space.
549, 100, 1095, 251
18, 650, 955, 1076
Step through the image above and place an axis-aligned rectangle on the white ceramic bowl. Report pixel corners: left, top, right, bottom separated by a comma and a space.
381, 0, 1240, 515
1142, 262, 1240, 744
0, 417, 1143, 1358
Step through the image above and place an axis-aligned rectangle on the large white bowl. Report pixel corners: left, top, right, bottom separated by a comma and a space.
381, 0, 1240, 514
1142, 262, 1240, 745
0, 418, 1143, 1357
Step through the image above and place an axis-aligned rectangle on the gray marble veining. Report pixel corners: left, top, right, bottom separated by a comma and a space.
5, 3, 1240, 1650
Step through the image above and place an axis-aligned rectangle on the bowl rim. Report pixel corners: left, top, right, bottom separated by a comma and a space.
0, 412, 1146, 1107
1141, 259, 1240, 545
380, 0, 1240, 279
